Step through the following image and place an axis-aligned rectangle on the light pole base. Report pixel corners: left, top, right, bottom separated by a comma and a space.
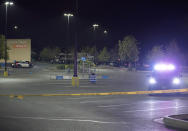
4, 71, 8, 77
72, 76, 79, 87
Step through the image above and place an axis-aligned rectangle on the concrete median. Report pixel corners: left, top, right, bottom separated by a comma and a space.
163, 114, 188, 130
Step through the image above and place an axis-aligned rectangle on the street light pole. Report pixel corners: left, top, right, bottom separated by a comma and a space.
92, 24, 99, 31
4, 1, 14, 77
64, 13, 73, 60
64, 13, 73, 25
72, 0, 79, 87
92, 24, 99, 64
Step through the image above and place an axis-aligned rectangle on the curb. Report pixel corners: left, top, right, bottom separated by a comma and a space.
163, 114, 188, 130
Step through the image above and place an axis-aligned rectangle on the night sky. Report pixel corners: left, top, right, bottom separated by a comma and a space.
1, 0, 188, 57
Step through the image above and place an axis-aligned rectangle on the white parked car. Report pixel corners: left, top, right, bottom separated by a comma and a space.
12, 61, 33, 68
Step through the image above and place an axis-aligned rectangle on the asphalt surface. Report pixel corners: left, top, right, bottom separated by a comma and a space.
0, 63, 188, 131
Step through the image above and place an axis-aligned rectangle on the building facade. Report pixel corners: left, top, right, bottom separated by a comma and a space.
0, 39, 31, 63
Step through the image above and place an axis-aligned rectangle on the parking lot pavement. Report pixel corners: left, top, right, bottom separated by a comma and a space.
0, 93, 187, 131
0, 64, 188, 130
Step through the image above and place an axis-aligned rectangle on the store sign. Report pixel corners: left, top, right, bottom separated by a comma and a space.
13, 44, 27, 48
81, 57, 86, 61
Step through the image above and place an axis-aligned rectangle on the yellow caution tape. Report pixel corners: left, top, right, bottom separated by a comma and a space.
0, 88, 188, 98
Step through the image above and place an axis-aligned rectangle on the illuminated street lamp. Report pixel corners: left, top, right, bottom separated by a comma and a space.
4, 1, 14, 77
64, 13, 73, 47
92, 24, 99, 31
92, 24, 99, 64
5, 1, 14, 5
104, 30, 108, 34
64, 13, 74, 24
14, 25, 18, 30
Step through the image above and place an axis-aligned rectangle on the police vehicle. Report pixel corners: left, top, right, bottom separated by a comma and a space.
148, 63, 182, 91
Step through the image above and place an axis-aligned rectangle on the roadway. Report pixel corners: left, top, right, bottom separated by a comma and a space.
0, 63, 188, 131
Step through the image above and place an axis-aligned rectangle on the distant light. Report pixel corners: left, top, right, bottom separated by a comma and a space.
173, 77, 180, 85
4, 1, 14, 6
104, 30, 108, 34
149, 77, 156, 84
93, 24, 99, 27
5, 2, 9, 5
14, 26, 18, 30
64, 13, 74, 17
10, 2, 14, 5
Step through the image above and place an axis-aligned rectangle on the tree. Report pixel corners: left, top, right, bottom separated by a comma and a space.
166, 40, 182, 64
147, 40, 183, 65
40, 47, 61, 61
40, 48, 49, 61
0, 35, 5, 59
80, 46, 91, 57
51, 47, 61, 59
109, 46, 118, 62
31, 50, 38, 61
97, 47, 110, 64
118, 35, 139, 63
0, 35, 9, 60
80, 46, 90, 54
89, 46, 98, 63
147, 45, 165, 64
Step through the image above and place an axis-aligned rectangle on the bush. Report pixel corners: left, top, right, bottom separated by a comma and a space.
67, 64, 74, 69
56, 64, 65, 70
56, 64, 74, 70
65, 64, 69, 69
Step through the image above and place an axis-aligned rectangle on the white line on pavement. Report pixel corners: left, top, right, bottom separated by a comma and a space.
98, 103, 132, 108
80, 100, 101, 104
97, 100, 171, 108
67, 96, 99, 100
47, 83, 71, 85
123, 106, 188, 113
3, 116, 127, 125
47, 83, 104, 88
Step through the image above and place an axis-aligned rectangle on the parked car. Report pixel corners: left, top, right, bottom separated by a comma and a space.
12, 61, 33, 68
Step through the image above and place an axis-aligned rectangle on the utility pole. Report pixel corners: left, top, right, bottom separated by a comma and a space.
4, 1, 14, 77
72, 0, 79, 87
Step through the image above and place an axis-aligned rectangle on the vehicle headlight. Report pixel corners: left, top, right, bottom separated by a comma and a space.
173, 77, 180, 85
149, 77, 156, 84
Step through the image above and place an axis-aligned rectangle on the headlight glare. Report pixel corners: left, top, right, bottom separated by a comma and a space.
149, 77, 156, 84
173, 77, 180, 85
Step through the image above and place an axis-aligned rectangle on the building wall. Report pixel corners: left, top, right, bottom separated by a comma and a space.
0, 39, 31, 63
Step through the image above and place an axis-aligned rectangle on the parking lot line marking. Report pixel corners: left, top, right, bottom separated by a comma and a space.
67, 96, 99, 100
123, 105, 188, 113
0, 88, 187, 97
80, 100, 100, 104
98, 103, 133, 108
47, 83, 105, 87
3, 116, 127, 124
98, 100, 173, 108
47, 83, 71, 85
